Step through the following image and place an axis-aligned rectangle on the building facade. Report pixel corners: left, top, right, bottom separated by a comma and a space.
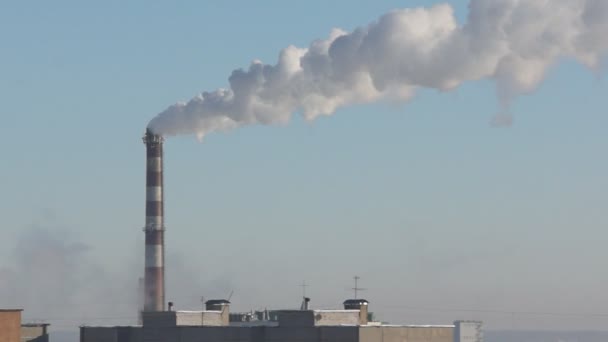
0, 309, 22, 342
20, 324, 50, 342
80, 300, 482, 342
82, 325, 456, 342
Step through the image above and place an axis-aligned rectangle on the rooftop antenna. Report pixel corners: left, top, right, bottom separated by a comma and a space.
352, 276, 366, 299
300, 280, 308, 298
200, 296, 205, 311
221, 290, 234, 314
299, 281, 310, 310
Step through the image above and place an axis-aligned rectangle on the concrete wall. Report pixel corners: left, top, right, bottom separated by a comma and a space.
314, 311, 360, 326
142, 311, 227, 327
278, 311, 314, 327
318, 327, 359, 342
359, 326, 453, 342
82, 326, 358, 342
181, 327, 259, 342
20, 325, 49, 342
142, 312, 176, 328
453, 321, 483, 342
0, 310, 22, 342
80, 327, 119, 342
278, 310, 360, 327
201, 311, 227, 326
175, 312, 225, 327
79, 327, 142, 342
266, 327, 319, 342
81, 324, 455, 342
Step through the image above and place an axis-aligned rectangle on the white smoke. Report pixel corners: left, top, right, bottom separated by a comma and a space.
0, 224, 140, 331
0, 219, 233, 334
147, 0, 608, 139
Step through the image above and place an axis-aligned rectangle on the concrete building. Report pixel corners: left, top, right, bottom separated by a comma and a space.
20, 324, 50, 342
453, 321, 483, 341
80, 299, 482, 342
0, 310, 50, 342
138, 299, 230, 328
0, 309, 22, 342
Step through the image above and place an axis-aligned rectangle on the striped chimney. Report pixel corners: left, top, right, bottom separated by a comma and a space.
143, 129, 165, 312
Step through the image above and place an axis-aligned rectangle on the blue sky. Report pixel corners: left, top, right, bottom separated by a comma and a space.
1, 0, 607, 331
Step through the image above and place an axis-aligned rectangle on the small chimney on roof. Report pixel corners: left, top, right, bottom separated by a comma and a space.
343, 299, 369, 325
300, 297, 311, 310
205, 299, 230, 325
205, 299, 230, 311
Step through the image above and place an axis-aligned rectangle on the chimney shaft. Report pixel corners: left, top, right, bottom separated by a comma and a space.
143, 129, 165, 312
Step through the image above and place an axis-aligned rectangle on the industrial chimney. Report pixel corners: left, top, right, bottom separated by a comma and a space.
143, 129, 165, 312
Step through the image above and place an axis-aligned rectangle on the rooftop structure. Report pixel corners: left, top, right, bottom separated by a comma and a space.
0, 309, 51, 342
81, 299, 483, 342
0, 309, 22, 342
20, 323, 50, 342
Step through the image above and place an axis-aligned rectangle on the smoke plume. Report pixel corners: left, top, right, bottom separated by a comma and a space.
0, 223, 139, 331
0, 219, 232, 333
147, 0, 608, 139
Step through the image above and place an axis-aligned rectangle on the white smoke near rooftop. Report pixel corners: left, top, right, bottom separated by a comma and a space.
0, 223, 139, 330
0, 218, 233, 334
147, 0, 608, 139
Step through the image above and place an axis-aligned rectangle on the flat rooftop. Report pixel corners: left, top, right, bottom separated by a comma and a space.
21, 323, 51, 327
